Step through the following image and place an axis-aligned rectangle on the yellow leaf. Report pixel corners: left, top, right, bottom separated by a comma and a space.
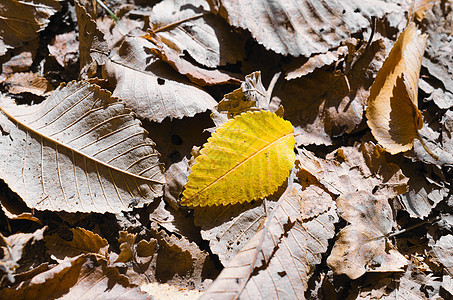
366, 22, 428, 155
182, 111, 295, 207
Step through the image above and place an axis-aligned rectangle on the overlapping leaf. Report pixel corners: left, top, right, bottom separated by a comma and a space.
0, 81, 164, 213
201, 183, 337, 299
208, 0, 397, 56
104, 35, 217, 122
182, 110, 295, 207
275, 39, 387, 146
366, 22, 428, 154
0, 0, 61, 53
148, 0, 245, 68
0, 254, 150, 299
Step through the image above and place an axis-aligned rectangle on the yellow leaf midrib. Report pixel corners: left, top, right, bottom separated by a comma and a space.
0, 100, 164, 185
185, 130, 293, 202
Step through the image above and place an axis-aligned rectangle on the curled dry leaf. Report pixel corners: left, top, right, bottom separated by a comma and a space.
148, 0, 245, 68
104, 35, 217, 122
75, 0, 109, 78
208, 0, 397, 56
0, 81, 165, 213
327, 190, 407, 279
0, 227, 46, 283
285, 45, 348, 80
147, 32, 242, 86
0, 0, 61, 52
44, 227, 109, 260
0, 254, 151, 299
201, 183, 338, 299
182, 111, 295, 207
366, 22, 430, 155
216, 71, 267, 119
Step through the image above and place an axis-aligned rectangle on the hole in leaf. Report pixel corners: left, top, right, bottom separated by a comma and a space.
157, 78, 165, 85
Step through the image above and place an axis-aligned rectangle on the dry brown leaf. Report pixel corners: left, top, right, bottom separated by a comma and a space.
398, 174, 449, 219
327, 190, 408, 279
48, 32, 79, 68
0, 227, 46, 283
194, 198, 267, 266
407, 109, 453, 165
164, 157, 190, 210
201, 183, 338, 299
0, 81, 165, 213
351, 265, 439, 299
0, 0, 61, 52
146, 32, 242, 86
44, 227, 109, 260
430, 234, 453, 276
2, 72, 53, 96
285, 45, 348, 80
0, 47, 35, 82
366, 22, 428, 154
208, 0, 397, 57
297, 144, 409, 279
297, 142, 408, 198
114, 231, 138, 264
423, 2, 453, 94
75, 0, 109, 78
148, 0, 245, 68
0, 254, 151, 299
103, 35, 217, 122
275, 39, 387, 146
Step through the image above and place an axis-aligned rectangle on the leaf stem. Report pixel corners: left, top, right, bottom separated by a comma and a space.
416, 131, 438, 160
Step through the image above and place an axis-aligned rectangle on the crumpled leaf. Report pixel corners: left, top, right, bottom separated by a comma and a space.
0, 81, 165, 213
114, 231, 138, 264
201, 183, 338, 299
103, 35, 217, 122
182, 110, 295, 207
0, 227, 46, 283
208, 0, 397, 56
0, 0, 61, 52
327, 190, 408, 279
0, 254, 151, 299
275, 39, 387, 146
366, 22, 428, 154
44, 227, 109, 260
216, 71, 268, 119
147, 0, 245, 68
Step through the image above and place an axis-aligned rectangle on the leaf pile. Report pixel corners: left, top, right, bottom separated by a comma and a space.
0, 0, 452, 299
